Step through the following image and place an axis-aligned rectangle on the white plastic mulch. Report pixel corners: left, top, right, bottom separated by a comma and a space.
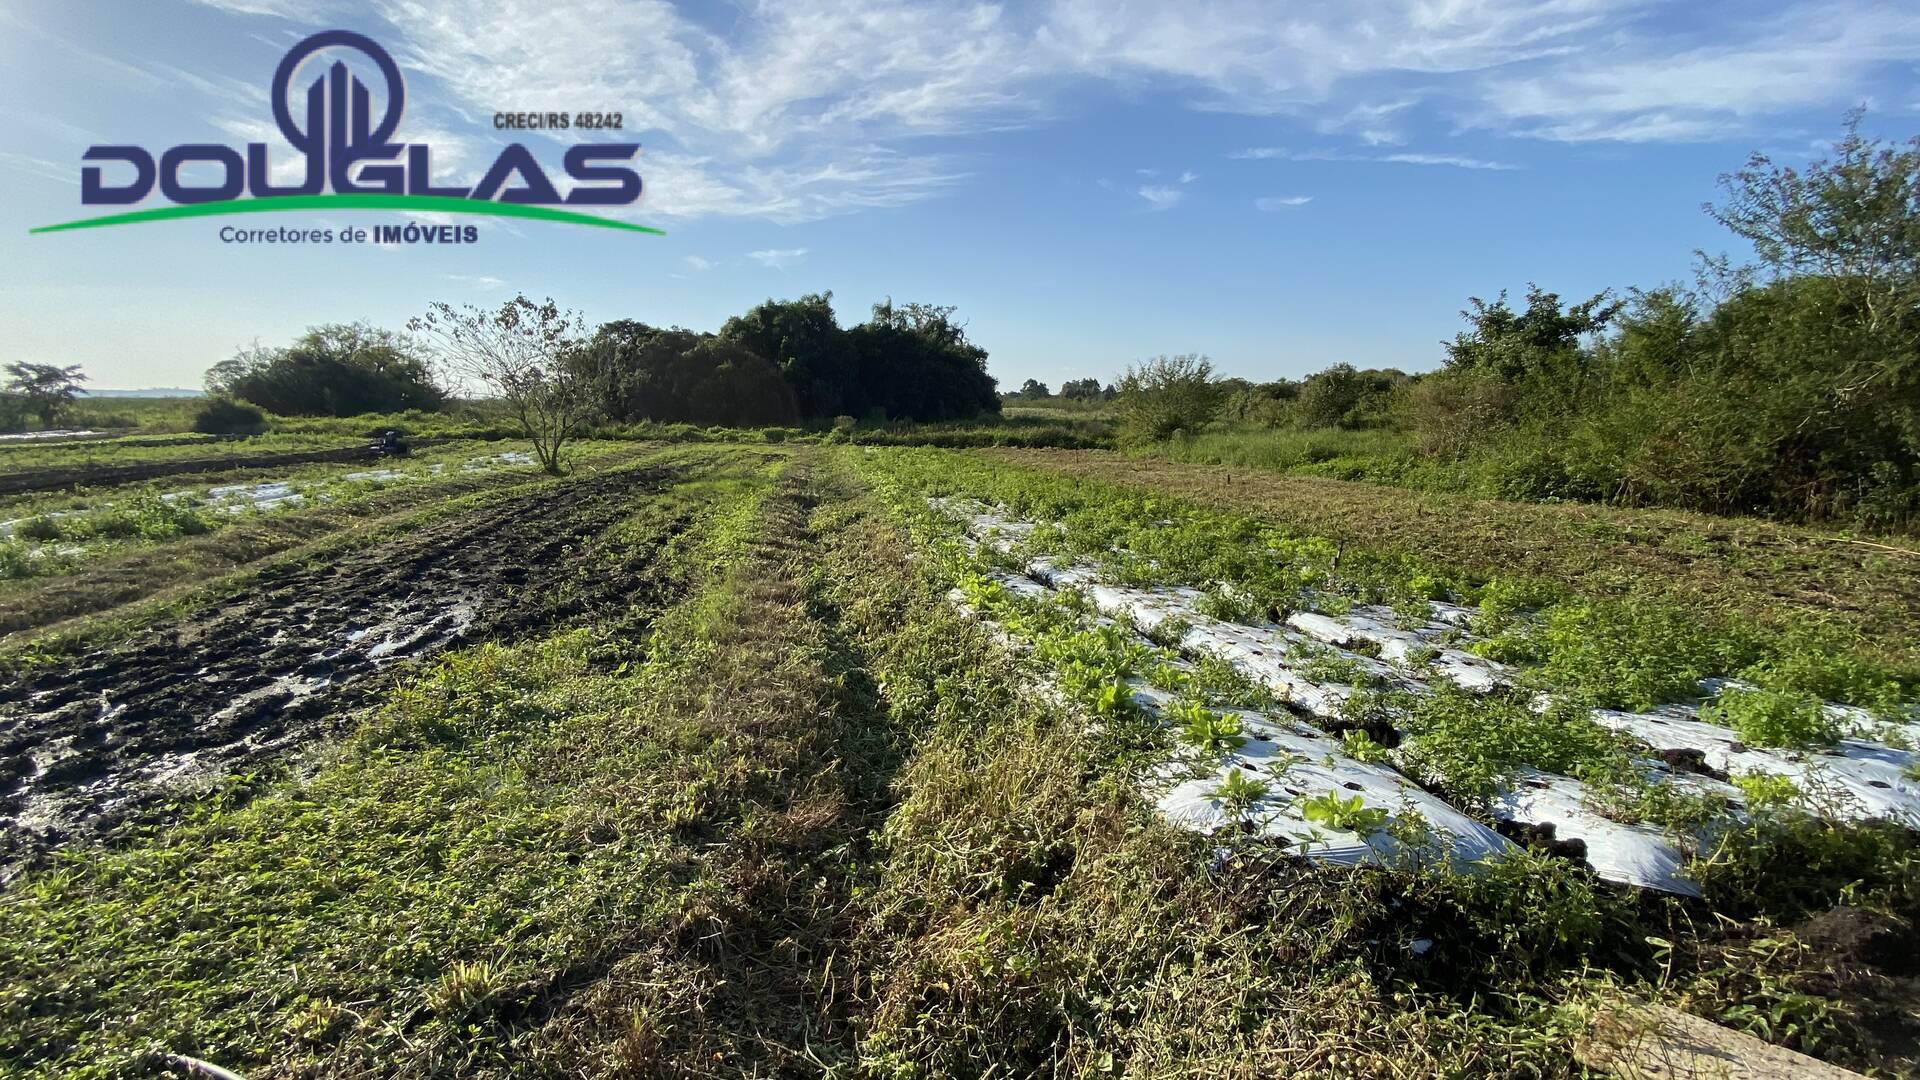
1, 451, 541, 543
934, 498, 1920, 897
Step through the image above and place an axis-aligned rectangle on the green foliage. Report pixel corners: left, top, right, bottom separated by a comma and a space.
1294, 363, 1411, 430
1299, 791, 1389, 834
1533, 601, 1730, 709
1339, 728, 1391, 763
1397, 685, 1623, 804
1702, 687, 1842, 749
1113, 354, 1225, 443
1732, 773, 1804, 810
206, 323, 444, 417
1210, 768, 1269, 822
3, 362, 87, 427
191, 396, 268, 435
1171, 700, 1245, 755
689, 293, 1000, 423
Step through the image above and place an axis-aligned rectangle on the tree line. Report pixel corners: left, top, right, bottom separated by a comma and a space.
199, 292, 998, 435
1113, 114, 1920, 529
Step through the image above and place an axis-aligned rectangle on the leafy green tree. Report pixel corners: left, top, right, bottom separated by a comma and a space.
848, 299, 1000, 421
1444, 286, 1621, 384
720, 293, 851, 417
4, 362, 86, 427
1016, 379, 1051, 399
1295, 364, 1411, 429
1113, 354, 1225, 442
1059, 377, 1106, 400
1707, 110, 1920, 420
206, 323, 443, 416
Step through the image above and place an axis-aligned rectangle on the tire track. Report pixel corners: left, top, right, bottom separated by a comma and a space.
0, 462, 687, 876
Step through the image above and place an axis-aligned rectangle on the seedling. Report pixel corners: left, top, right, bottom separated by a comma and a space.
1211, 768, 1270, 826
1300, 791, 1389, 835
1339, 729, 1390, 764
1172, 700, 1245, 754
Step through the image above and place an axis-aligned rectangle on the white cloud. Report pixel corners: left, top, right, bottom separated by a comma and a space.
682, 255, 714, 271
169, 0, 1920, 224
443, 274, 507, 290
1376, 153, 1517, 170
748, 247, 809, 269
1254, 195, 1312, 210
1233, 147, 1518, 170
1136, 185, 1184, 210
1177, 169, 1199, 183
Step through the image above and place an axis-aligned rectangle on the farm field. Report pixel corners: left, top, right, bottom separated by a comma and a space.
1, 441, 1916, 1078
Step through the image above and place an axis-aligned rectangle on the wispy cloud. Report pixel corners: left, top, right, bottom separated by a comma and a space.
682, 255, 714, 271
748, 247, 809, 269
443, 274, 507, 291
168, 0, 1920, 226
1136, 185, 1184, 210
1232, 147, 1518, 170
1254, 195, 1312, 210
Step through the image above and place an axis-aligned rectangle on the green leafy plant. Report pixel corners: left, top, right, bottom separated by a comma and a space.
1339, 729, 1391, 764
1172, 700, 1245, 754
1732, 773, 1803, 810
1300, 791, 1389, 834
1703, 688, 1841, 749
1211, 768, 1270, 824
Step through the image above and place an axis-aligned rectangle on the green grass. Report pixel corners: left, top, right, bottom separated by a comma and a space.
3, 443, 1917, 1076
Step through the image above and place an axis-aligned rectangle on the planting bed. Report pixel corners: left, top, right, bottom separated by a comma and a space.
937, 497, 1919, 895
0, 458, 697, 877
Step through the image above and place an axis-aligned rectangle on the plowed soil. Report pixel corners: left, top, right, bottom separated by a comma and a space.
0, 461, 689, 877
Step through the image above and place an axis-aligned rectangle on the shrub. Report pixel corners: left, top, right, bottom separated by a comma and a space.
1113, 354, 1225, 443
192, 396, 268, 435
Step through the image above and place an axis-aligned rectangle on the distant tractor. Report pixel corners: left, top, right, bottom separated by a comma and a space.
370, 429, 411, 457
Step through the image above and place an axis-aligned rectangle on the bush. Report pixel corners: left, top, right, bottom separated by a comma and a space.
1113, 354, 1225, 443
205, 322, 445, 417
193, 396, 268, 435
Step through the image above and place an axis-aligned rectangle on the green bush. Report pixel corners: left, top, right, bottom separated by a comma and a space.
192, 396, 268, 435
1113, 354, 1225, 443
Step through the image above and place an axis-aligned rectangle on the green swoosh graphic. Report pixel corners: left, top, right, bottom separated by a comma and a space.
30, 194, 664, 235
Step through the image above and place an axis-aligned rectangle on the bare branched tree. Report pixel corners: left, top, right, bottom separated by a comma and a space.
411, 295, 597, 474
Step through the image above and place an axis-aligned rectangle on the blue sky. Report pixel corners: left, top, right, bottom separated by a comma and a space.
2, 0, 1917, 393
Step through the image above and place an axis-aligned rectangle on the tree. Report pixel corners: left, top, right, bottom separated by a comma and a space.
412, 296, 596, 474
849, 300, 999, 421
1444, 286, 1620, 384
720, 293, 850, 417
1707, 109, 1920, 408
1113, 354, 1225, 442
1059, 377, 1105, 400
4, 363, 86, 427
1017, 379, 1051, 399
205, 323, 443, 416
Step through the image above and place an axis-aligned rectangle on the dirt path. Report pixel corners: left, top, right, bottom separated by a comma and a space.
0, 461, 689, 876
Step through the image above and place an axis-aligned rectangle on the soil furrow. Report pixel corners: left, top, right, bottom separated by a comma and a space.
0, 461, 686, 876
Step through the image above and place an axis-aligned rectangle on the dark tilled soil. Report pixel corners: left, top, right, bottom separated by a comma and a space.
0, 462, 688, 877
0, 444, 385, 497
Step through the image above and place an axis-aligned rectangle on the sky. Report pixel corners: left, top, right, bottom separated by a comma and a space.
1, 0, 1917, 393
